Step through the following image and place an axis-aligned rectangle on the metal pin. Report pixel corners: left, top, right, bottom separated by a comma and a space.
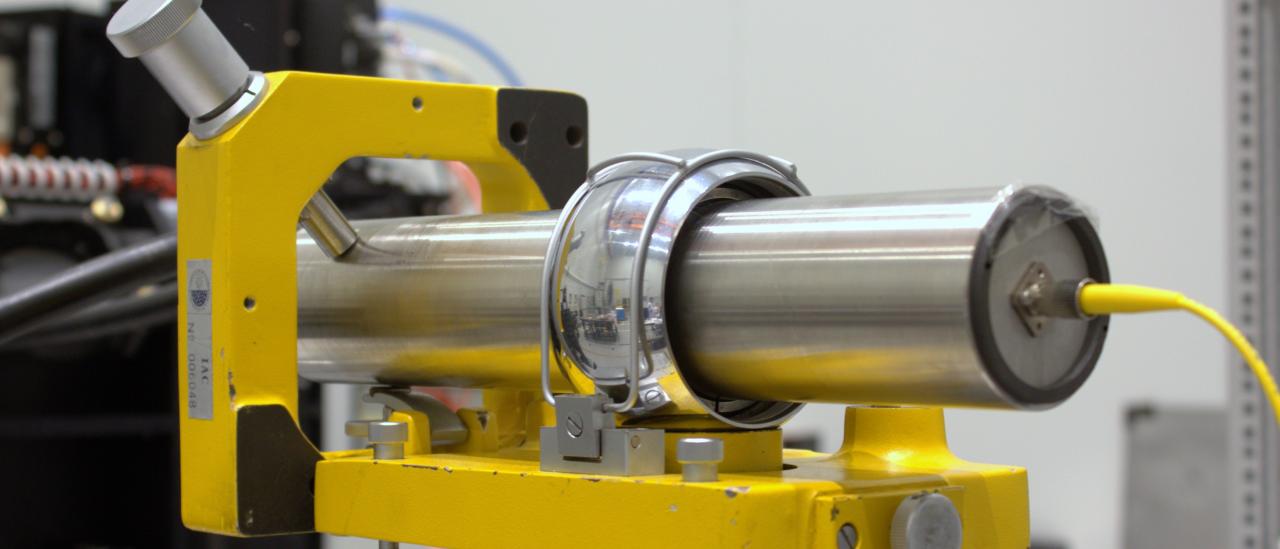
368, 421, 407, 460
299, 191, 360, 259
677, 437, 723, 482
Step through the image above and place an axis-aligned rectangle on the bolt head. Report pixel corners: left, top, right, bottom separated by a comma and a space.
676, 437, 724, 464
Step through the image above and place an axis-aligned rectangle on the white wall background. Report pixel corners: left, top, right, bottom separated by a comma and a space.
384, 2, 1228, 548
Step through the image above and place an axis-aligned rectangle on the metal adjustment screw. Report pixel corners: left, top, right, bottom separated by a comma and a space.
837, 523, 859, 549
676, 437, 723, 482
564, 412, 585, 437
106, 0, 267, 139
889, 493, 962, 549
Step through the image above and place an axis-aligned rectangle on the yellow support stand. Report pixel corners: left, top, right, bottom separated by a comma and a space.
175, 69, 1027, 547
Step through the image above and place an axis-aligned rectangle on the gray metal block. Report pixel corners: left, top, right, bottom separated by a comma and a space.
1123, 406, 1227, 549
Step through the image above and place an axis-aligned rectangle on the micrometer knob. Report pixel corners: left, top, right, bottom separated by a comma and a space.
106, 0, 251, 120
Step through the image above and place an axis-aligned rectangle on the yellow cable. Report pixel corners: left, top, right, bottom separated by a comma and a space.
1078, 283, 1280, 428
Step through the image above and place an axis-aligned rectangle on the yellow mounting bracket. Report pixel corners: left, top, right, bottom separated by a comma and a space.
314, 407, 1030, 548
175, 71, 587, 536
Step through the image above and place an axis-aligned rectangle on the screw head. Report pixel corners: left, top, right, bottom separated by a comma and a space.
837, 523, 859, 549
564, 412, 585, 438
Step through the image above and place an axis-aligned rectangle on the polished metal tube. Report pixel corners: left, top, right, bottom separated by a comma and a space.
298, 212, 561, 390
668, 187, 1108, 409
298, 187, 1107, 410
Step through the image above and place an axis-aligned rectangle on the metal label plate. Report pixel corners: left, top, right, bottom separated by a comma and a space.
186, 259, 213, 420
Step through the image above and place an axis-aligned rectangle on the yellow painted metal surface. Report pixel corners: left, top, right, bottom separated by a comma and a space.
176, 71, 548, 535
803, 407, 1029, 549
316, 407, 1028, 548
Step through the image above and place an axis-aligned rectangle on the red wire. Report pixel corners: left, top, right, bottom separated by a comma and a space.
120, 165, 177, 198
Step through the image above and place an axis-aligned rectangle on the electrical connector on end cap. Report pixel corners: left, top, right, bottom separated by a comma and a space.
1009, 261, 1093, 337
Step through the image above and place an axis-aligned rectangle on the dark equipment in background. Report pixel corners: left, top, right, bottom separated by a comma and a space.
0, 1, 457, 546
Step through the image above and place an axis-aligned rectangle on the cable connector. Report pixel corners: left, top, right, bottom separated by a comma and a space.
1009, 261, 1091, 336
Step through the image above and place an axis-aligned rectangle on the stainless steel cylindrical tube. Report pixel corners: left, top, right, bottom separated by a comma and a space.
667, 187, 1108, 409
298, 212, 561, 390
297, 186, 1108, 411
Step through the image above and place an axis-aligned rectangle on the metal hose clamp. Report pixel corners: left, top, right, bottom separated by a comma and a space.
539, 150, 809, 425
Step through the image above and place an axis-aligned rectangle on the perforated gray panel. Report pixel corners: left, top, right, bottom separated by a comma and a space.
1228, 0, 1278, 547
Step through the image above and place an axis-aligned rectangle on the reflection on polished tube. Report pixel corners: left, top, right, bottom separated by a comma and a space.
297, 186, 1107, 411
297, 212, 565, 390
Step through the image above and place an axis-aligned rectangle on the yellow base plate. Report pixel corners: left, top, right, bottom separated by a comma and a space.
316, 407, 1028, 549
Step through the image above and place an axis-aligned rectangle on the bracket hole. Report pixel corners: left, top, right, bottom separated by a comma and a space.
509, 121, 529, 144
411, 96, 424, 111
244, 296, 256, 311
565, 125, 584, 148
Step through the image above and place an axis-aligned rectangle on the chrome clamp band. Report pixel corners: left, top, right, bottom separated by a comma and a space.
538, 149, 809, 427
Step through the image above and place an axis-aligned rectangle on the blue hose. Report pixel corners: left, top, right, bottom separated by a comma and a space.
380, 5, 525, 87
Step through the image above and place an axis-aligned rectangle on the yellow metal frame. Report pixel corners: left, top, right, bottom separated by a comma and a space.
176, 70, 1029, 548
177, 71, 549, 534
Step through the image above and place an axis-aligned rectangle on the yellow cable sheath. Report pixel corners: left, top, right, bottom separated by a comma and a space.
1078, 283, 1280, 429
1077, 284, 1182, 314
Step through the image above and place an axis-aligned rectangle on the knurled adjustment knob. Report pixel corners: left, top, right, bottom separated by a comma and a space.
106, 0, 252, 122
